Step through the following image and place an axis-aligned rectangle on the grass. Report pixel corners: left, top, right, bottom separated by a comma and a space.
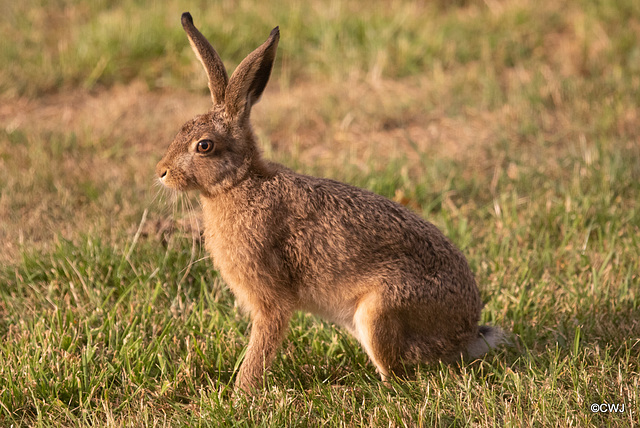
1, 0, 639, 426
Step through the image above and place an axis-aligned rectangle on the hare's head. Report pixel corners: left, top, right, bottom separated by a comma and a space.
156, 13, 279, 196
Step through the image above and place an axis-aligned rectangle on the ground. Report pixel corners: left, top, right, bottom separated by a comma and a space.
0, 0, 639, 426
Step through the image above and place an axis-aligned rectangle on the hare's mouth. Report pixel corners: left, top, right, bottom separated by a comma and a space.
158, 175, 170, 188
160, 180, 185, 192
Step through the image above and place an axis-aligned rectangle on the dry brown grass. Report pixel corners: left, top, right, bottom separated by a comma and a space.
2, 57, 639, 263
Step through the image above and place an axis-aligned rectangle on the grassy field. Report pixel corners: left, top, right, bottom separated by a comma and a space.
1, 0, 639, 426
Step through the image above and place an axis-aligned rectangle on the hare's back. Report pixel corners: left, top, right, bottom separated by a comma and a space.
283, 173, 476, 287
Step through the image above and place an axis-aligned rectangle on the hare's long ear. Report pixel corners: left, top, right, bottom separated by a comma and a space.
225, 27, 279, 121
181, 12, 228, 105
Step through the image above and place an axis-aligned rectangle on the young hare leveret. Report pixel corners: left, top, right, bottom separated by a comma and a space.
157, 12, 504, 392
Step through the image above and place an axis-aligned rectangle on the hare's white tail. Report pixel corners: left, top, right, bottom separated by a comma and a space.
466, 325, 506, 359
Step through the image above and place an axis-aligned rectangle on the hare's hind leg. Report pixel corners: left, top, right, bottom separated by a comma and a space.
353, 292, 406, 381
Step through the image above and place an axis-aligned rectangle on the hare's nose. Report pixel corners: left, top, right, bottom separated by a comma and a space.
156, 162, 169, 181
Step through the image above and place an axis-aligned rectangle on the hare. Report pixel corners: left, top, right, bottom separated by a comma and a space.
156, 12, 504, 392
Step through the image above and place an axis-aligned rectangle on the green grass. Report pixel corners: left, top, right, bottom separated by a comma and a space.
1, 0, 640, 426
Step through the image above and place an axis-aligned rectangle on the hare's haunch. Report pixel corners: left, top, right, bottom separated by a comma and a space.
156, 12, 504, 392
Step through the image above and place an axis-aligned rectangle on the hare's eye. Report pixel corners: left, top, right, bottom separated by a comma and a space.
196, 139, 214, 153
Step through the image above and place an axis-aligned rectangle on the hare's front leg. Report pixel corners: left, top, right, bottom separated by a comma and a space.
235, 308, 292, 392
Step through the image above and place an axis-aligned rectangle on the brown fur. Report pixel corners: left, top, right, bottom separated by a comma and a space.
156, 12, 503, 392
